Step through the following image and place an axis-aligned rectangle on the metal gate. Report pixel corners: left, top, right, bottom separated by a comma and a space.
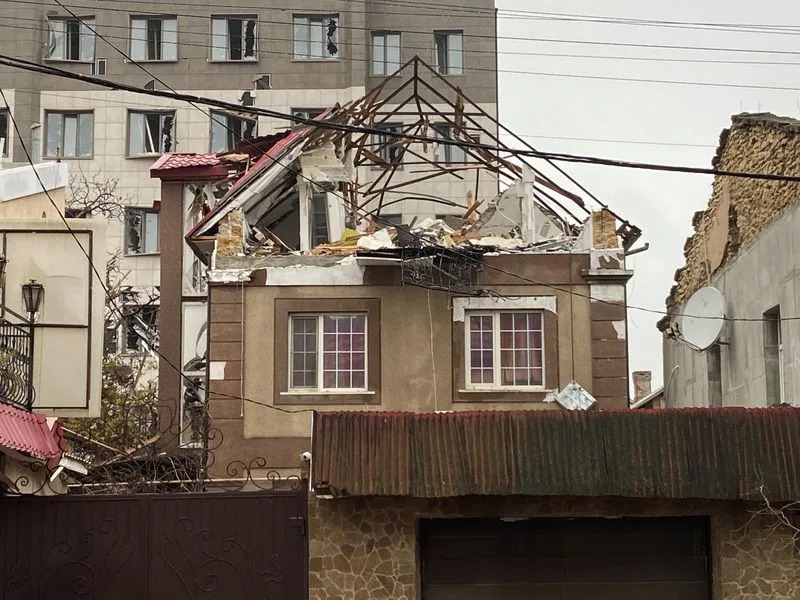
0, 490, 308, 600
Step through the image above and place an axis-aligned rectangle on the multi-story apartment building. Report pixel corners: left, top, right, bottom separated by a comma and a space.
0, 0, 498, 351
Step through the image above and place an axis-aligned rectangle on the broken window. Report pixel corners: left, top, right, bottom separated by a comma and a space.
45, 111, 93, 158
0, 109, 8, 157
46, 17, 95, 61
433, 124, 467, 164
291, 108, 326, 122
211, 16, 257, 61
764, 306, 783, 405
293, 15, 339, 60
209, 110, 257, 153
290, 314, 367, 390
125, 207, 160, 255
309, 190, 329, 247
371, 31, 400, 76
131, 16, 177, 61
371, 123, 404, 165
128, 110, 175, 156
466, 311, 543, 388
122, 305, 159, 353
434, 30, 463, 75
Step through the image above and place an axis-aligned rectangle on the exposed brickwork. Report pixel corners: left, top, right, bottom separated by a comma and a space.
309, 494, 800, 600
668, 113, 800, 312
591, 209, 619, 249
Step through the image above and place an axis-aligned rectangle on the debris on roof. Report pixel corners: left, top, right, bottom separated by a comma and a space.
169, 57, 639, 270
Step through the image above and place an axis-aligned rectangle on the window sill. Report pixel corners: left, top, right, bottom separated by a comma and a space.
126, 154, 165, 159
277, 390, 378, 406
123, 252, 161, 257
125, 59, 179, 64
43, 58, 94, 64
207, 58, 259, 63
43, 155, 93, 160
454, 388, 553, 403
290, 58, 341, 63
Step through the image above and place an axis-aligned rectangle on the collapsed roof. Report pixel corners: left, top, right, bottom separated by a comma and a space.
175, 57, 640, 265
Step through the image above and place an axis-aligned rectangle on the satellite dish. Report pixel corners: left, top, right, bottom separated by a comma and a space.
680, 287, 726, 350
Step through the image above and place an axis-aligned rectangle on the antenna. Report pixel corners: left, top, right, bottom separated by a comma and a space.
679, 287, 726, 351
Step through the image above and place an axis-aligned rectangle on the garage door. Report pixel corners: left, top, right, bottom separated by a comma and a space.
420, 516, 709, 600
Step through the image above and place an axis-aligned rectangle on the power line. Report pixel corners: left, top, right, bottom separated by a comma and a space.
9, 13, 800, 68
10, 0, 800, 57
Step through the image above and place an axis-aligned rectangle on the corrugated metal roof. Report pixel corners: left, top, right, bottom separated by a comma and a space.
0, 404, 63, 462
311, 408, 800, 501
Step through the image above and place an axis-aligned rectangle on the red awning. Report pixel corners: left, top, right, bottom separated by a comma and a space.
0, 403, 64, 465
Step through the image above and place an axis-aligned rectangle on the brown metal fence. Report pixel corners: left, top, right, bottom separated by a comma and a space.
0, 490, 308, 600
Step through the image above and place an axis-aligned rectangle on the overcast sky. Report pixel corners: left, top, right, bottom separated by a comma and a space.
495, 0, 800, 388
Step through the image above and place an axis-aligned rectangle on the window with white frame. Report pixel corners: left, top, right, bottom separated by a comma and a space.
131, 16, 177, 61
45, 111, 93, 158
293, 15, 339, 60
210, 110, 257, 152
128, 110, 175, 156
125, 207, 160, 255
309, 190, 330, 247
433, 124, 467, 164
434, 30, 463, 75
371, 123, 404, 165
290, 314, 367, 390
122, 304, 159, 353
46, 17, 95, 61
0, 110, 8, 157
466, 311, 544, 388
211, 16, 257, 61
371, 31, 400, 75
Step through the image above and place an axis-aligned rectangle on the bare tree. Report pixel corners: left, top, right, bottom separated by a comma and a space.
67, 170, 131, 219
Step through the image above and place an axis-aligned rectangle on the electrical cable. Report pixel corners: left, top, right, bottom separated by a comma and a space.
3, 54, 800, 186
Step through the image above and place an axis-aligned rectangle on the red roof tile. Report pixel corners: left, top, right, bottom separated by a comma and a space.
150, 153, 221, 172
0, 403, 64, 463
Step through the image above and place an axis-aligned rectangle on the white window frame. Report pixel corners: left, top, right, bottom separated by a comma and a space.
288, 313, 368, 393
44, 111, 94, 159
293, 14, 339, 60
130, 16, 178, 62
120, 304, 159, 354
0, 109, 8, 157
124, 207, 160, 256
464, 310, 546, 391
371, 31, 400, 76
210, 15, 258, 62
209, 110, 257, 153
434, 30, 463, 75
46, 17, 96, 61
128, 110, 176, 157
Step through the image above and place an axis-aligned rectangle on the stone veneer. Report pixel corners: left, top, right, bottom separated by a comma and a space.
309, 494, 800, 600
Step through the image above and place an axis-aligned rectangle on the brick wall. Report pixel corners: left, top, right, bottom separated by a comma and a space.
668, 113, 800, 312
309, 494, 800, 600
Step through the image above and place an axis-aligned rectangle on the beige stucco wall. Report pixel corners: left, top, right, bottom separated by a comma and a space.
0, 187, 65, 218
239, 281, 592, 440
309, 494, 800, 600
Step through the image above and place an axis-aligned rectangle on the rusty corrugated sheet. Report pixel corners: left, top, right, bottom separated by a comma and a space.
311, 408, 800, 501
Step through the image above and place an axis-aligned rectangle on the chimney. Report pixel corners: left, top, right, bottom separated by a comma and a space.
632, 371, 652, 402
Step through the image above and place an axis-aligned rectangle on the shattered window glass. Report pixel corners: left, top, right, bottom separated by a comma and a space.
125, 207, 160, 255
210, 110, 257, 153
211, 16, 257, 61
290, 314, 367, 390
293, 15, 339, 60
46, 17, 95, 61
433, 30, 463, 75
467, 311, 543, 388
128, 110, 175, 156
291, 108, 326, 122
131, 16, 177, 61
0, 110, 8, 157
44, 111, 93, 158
371, 31, 400, 76
123, 305, 159, 353
433, 124, 467, 164
371, 123, 404, 165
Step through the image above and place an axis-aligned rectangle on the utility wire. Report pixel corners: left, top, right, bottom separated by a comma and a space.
10, 14, 800, 68
3, 54, 800, 186
11, 0, 800, 57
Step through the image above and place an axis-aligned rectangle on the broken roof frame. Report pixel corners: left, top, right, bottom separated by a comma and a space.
184, 56, 641, 257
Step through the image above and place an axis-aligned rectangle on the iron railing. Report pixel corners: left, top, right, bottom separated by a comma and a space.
0, 318, 34, 410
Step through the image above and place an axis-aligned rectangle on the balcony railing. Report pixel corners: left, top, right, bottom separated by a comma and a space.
0, 319, 34, 410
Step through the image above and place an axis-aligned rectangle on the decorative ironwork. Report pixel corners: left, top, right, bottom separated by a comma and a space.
400, 247, 483, 295
0, 317, 34, 410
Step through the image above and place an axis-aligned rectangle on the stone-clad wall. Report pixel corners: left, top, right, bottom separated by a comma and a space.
309, 494, 800, 600
668, 113, 800, 312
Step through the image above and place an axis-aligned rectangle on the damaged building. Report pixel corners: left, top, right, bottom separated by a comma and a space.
151, 57, 640, 457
